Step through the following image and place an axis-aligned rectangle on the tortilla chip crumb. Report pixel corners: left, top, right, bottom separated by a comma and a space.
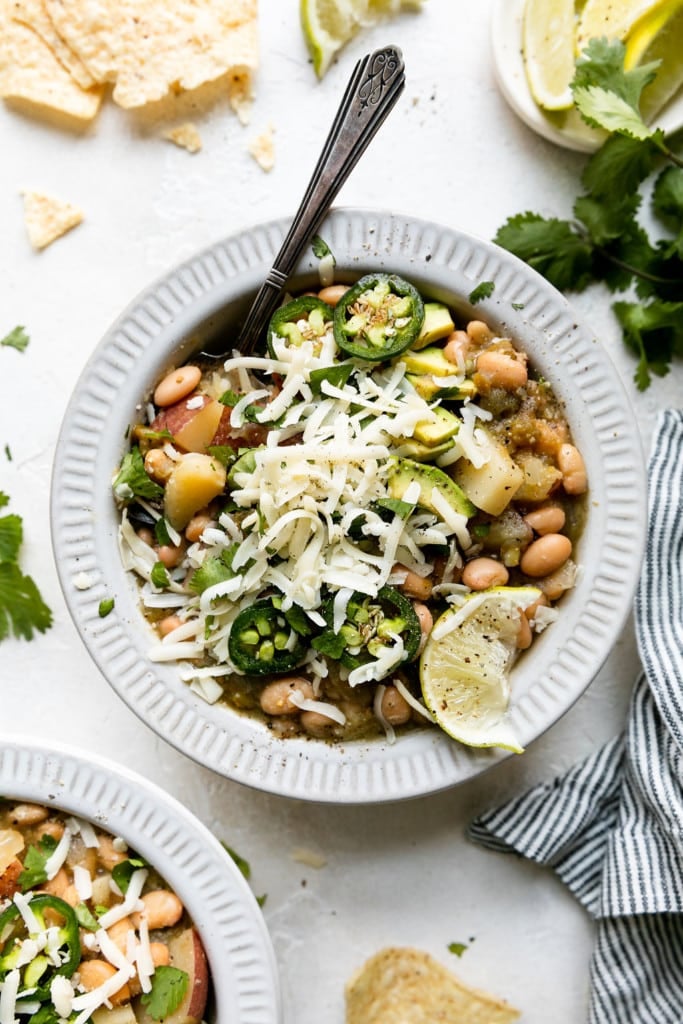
22, 190, 83, 250
248, 123, 274, 172
345, 947, 521, 1024
290, 846, 327, 869
228, 70, 252, 125
163, 122, 202, 153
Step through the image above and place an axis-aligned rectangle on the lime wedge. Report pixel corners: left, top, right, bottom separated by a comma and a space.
522, 0, 576, 110
576, 0, 669, 54
625, 0, 683, 121
419, 586, 543, 753
301, 0, 424, 78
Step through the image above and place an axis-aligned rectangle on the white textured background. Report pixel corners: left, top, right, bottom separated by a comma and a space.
1, 1, 681, 1021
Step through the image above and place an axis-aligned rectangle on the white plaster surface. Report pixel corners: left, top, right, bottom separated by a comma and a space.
1, 1, 680, 1021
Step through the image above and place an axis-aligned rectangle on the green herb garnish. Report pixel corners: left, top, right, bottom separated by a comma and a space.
150, 562, 171, 589
112, 446, 164, 501
468, 281, 495, 304
140, 966, 189, 1020
495, 39, 683, 389
0, 491, 52, 642
98, 597, 115, 618
1, 326, 30, 352
19, 834, 58, 890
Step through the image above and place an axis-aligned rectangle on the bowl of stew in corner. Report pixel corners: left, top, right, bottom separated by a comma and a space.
0, 735, 281, 1022
51, 208, 646, 803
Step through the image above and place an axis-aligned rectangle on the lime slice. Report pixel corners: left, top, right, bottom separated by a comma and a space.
625, 0, 683, 121
576, 0, 669, 54
522, 0, 577, 110
301, 0, 424, 78
419, 586, 543, 753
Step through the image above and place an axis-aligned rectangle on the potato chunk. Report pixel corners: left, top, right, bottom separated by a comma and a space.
164, 453, 226, 530
451, 432, 523, 516
172, 399, 224, 453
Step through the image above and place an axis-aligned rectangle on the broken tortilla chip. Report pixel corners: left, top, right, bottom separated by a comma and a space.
12, 0, 95, 89
248, 123, 274, 172
44, 0, 259, 109
163, 122, 202, 153
345, 947, 521, 1024
0, 0, 103, 120
22, 190, 84, 249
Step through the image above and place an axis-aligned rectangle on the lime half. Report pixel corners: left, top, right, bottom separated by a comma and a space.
625, 0, 683, 121
420, 587, 543, 753
522, 0, 576, 110
301, 0, 424, 78
576, 0, 669, 53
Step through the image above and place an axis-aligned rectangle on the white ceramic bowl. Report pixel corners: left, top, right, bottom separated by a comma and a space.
51, 208, 646, 803
0, 735, 281, 1021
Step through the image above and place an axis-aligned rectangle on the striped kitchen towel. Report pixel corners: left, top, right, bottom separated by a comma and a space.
468, 408, 683, 1024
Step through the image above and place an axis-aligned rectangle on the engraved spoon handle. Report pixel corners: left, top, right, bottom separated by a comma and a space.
234, 44, 405, 356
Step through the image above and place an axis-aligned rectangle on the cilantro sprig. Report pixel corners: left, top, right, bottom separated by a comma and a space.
140, 966, 189, 1020
1, 326, 30, 352
495, 39, 683, 389
0, 491, 52, 642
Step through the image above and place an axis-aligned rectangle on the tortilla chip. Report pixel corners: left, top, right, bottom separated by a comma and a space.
345, 947, 521, 1024
163, 122, 202, 153
0, 0, 102, 120
248, 123, 274, 172
12, 0, 95, 88
44, 0, 258, 109
22, 190, 83, 249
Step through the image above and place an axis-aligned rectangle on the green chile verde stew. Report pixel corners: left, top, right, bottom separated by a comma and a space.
0, 800, 209, 1023
113, 273, 587, 745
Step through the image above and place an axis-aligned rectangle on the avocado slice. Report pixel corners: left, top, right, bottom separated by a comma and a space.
387, 457, 475, 519
413, 405, 460, 446
406, 373, 477, 402
395, 437, 455, 462
401, 346, 457, 377
412, 302, 455, 350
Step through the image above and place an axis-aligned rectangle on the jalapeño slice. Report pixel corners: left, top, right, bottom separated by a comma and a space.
267, 296, 334, 358
229, 598, 308, 674
319, 586, 421, 676
333, 274, 425, 361
0, 894, 81, 1000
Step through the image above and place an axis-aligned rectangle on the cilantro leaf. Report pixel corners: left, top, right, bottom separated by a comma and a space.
574, 193, 641, 246
4, 446, 11, 462
189, 557, 232, 594
613, 299, 683, 390
375, 497, 415, 520
98, 597, 115, 618
0, 562, 53, 641
284, 605, 313, 637
308, 363, 354, 395
582, 134, 657, 198
19, 834, 58, 889
218, 389, 261, 422
0, 492, 9, 509
468, 281, 495, 304
154, 517, 172, 547
221, 842, 251, 879
573, 85, 652, 140
311, 235, 333, 261
0, 514, 22, 563
140, 966, 189, 1020
206, 445, 238, 467
1, 326, 30, 352
150, 562, 170, 589
495, 213, 595, 292
653, 166, 683, 258
312, 629, 347, 659
112, 856, 147, 894
572, 38, 659, 117
113, 446, 163, 501
448, 941, 468, 957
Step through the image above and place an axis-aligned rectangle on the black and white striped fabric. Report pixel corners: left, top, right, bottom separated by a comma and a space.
468, 409, 683, 1023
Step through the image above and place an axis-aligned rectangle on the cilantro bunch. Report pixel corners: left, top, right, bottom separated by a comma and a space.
495, 39, 683, 390
0, 491, 52, 641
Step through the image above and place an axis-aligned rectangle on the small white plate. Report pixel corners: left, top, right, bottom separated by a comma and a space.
491, 0, 683, 152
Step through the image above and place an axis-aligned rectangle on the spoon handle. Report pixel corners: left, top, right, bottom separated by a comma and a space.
235, 44, 405, 355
